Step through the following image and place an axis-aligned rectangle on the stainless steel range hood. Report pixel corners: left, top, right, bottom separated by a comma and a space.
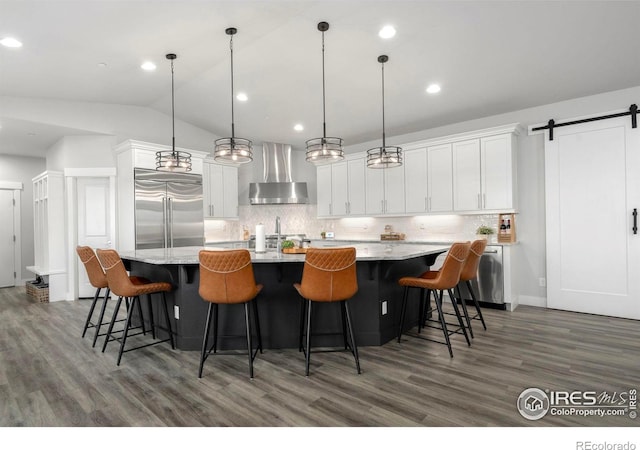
249, 142, 308, 204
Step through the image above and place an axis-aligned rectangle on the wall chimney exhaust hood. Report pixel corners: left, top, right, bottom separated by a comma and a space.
249, 142, 308, 204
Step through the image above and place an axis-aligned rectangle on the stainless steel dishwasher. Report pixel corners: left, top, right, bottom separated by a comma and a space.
474, 245, 504, 306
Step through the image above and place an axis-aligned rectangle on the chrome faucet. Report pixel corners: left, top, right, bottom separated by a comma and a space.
275, 216, 282, 252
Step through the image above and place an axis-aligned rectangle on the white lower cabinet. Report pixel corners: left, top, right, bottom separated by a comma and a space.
203, 161, 238, 219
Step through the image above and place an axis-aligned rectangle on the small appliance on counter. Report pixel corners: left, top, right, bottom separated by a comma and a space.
380, 224, 405, 241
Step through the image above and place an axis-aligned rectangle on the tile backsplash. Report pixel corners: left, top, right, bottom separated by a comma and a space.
205, 204, 502, 243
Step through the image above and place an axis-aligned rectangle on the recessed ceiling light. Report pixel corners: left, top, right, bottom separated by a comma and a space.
236, 92, 248, 102
378, 25, 396, 39
294, 124, 304, 132
97, 62, 107, 68
426, 84, 441, 94
141, 61, 156, 71
0, 37, 22, 48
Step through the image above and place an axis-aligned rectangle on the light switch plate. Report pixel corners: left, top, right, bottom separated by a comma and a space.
174, 305, 180, 320
381, 300, 388, 315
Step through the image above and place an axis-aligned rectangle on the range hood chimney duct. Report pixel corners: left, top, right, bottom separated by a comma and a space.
249, 142, 309, 204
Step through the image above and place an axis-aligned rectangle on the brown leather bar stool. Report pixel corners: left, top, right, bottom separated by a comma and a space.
453, 239, 488, 334
397, 242, 471, 357
198, 249, 263, 379
294, 247, 361, 376
76, 246, 146, 348
419, 239, 488, 338
96, 249, 175, 366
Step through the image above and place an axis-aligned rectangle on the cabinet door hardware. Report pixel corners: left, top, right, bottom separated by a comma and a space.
633, 208, 638, 234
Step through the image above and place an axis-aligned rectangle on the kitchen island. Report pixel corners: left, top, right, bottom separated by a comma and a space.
119, 243, 449, 351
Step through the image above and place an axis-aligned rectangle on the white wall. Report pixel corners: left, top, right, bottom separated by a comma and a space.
0, 154, 46, 281
46, 135, 117, 171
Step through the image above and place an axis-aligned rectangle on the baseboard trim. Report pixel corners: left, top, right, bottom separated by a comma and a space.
519, 295, 547, 308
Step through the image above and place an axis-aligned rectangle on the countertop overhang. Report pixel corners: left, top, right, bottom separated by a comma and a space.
119, 243, 450, 265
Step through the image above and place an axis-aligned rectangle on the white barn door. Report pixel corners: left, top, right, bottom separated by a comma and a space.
545, 116, 640, 319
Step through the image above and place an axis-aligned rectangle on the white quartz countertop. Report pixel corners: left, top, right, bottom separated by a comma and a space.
119, 243, 450, 265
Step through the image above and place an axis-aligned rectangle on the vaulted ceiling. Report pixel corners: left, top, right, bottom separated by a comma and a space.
2, 0, 640, 157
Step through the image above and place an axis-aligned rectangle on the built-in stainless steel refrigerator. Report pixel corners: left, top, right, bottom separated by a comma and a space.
134, 168, 204, 249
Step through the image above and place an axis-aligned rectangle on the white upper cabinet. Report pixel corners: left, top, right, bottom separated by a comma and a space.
481, 134, 515, 210
404, 148, 428, 214
331, 162, 349, 216
318, 157, 366, 218
203, 161, 238, 219
365, 165, 405, 215
315, 124, 519, 218
453, 133, 516, 211
316, 164, 332, 217
427, 143, 454, 212
453, 139, 482, 211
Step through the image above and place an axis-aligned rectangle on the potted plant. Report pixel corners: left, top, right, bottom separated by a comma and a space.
476, 225, 495, 242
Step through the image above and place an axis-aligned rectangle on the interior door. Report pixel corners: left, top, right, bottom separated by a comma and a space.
545, 116, 640, 319
0, 190, 15, 287
77, 177, 112, 297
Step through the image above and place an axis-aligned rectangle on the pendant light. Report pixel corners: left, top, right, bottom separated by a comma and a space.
305, 21, 344, 164
366, 55, 402, 169
214, 27, 253, 163
156, 53, 192, 172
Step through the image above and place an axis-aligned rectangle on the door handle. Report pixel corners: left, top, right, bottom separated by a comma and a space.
633, 208, 638, 234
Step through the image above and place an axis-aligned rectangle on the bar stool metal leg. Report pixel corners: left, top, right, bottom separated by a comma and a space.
455, 285, 474, 339
117, 296, 136, 366
343, 300, 361, 374
433, 290, 453, 357
252, 299, 263, 354
448, 288, 471, 346
92, 287, 111, 348
82, 287, 102, 338
102, 296, 123, 353
305, 299, 313, 377
244, 302, 254, 379
199, 302, 214, 378
466, 280, 487, 330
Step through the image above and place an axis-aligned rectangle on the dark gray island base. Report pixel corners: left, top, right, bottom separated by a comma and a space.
120, 244, 449, 351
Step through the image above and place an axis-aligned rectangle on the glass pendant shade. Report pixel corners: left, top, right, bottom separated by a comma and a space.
214, 137, 253, 163
214, 27, 253, 164
366, 146, 403, 168
367, 54, 402, 169
306, 21, 344, 164
156, 53, 192, 172
305, 137, 344, 162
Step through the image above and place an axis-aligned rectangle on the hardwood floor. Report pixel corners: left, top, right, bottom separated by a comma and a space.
1, 286, 638, 427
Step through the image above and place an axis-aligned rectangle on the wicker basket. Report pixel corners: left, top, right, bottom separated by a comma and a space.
26, 282, 49, 303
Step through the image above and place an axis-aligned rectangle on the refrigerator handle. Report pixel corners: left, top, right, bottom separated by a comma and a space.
168, 197, 174, 248
162, 197, 168, 248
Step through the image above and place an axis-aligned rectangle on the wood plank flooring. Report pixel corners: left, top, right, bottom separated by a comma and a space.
1, 286, 638, 427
